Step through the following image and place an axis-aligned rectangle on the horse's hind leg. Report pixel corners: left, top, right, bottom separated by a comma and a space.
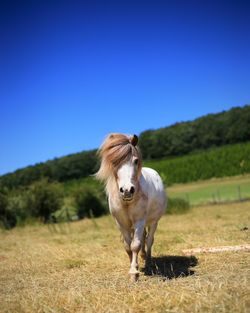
140, 228, 147, 260
146, 222, 158, 260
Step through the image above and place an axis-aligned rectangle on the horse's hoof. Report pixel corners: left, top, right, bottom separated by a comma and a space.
130, 273, 139, 282
145, 256, 152, 266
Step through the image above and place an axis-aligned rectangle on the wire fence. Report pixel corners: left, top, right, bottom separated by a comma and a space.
176, 185, 250, 206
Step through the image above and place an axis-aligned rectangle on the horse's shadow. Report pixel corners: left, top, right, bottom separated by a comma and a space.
142, 255, 198, 280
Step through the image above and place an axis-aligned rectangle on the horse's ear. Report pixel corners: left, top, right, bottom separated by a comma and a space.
130, 134, 138, 146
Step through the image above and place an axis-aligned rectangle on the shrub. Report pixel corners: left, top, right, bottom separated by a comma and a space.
166, 197, 190, 215
0, 189, 8, 215
27, 179, 63, 222
6, 193, 30, 225
75, 188, 107, 219
0, 189, 17, 229
0, 209, 17, 229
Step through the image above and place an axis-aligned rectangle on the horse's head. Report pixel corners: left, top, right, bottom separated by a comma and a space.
117, 153, 140, 201
96, 133, 142, 201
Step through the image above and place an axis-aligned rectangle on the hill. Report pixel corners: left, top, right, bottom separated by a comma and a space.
145, 142, 250, 185
0, 104, 250, 189
140, 104, 250, 159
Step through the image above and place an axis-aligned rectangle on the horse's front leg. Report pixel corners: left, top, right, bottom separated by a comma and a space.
129, 220, 145, 280
120, 228, 132, 262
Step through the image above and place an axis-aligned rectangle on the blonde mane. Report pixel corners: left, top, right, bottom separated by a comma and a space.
95, 133, 142, 186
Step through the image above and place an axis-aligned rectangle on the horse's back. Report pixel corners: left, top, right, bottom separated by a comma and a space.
140, 167, 167, 223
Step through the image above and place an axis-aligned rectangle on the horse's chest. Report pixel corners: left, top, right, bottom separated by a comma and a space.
127, 205, 146, 223
110, 201, 146, 226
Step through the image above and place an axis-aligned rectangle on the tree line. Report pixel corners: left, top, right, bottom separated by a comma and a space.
139, 105, 250, 159
0, 104, 249, 190
0, 150, 98, 189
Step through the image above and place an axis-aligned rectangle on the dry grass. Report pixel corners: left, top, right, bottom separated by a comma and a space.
0, 201, 250, 313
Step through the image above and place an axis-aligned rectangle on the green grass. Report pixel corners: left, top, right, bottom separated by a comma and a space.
168, 175, 250, 205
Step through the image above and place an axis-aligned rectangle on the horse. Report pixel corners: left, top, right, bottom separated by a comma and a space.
96, 133, 167, 281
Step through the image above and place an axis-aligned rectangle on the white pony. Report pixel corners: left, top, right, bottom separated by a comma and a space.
96, 133, 167, 281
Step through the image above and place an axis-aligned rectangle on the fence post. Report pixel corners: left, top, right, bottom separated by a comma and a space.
237, 186, 242, 201
212, 193, 216, 204
217, 189, 221, 203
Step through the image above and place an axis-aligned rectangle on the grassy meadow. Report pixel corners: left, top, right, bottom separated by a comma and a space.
168, 175, 250, 206
0, 200, 249, 313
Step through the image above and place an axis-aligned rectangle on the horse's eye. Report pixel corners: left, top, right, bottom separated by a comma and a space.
134, 158, 139, 165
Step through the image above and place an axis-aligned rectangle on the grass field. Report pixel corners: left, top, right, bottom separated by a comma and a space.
168, 175, 250, 205
0, 200, 249, 313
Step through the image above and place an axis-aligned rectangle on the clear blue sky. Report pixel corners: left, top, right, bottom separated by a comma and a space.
1, 0, 249, 175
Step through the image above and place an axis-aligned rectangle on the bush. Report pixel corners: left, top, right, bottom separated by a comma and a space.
27, 179, 63, 222
0, 189, 17, 229
75, 188, 107, 219
167, 197, 190, 215
6, 193, 30, 225
0, 189, 8, 216
0, 209, 17, 229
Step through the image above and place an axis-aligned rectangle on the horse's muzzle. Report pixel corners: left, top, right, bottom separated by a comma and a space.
122, 194, 134, 201
120, 187, 135, 201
